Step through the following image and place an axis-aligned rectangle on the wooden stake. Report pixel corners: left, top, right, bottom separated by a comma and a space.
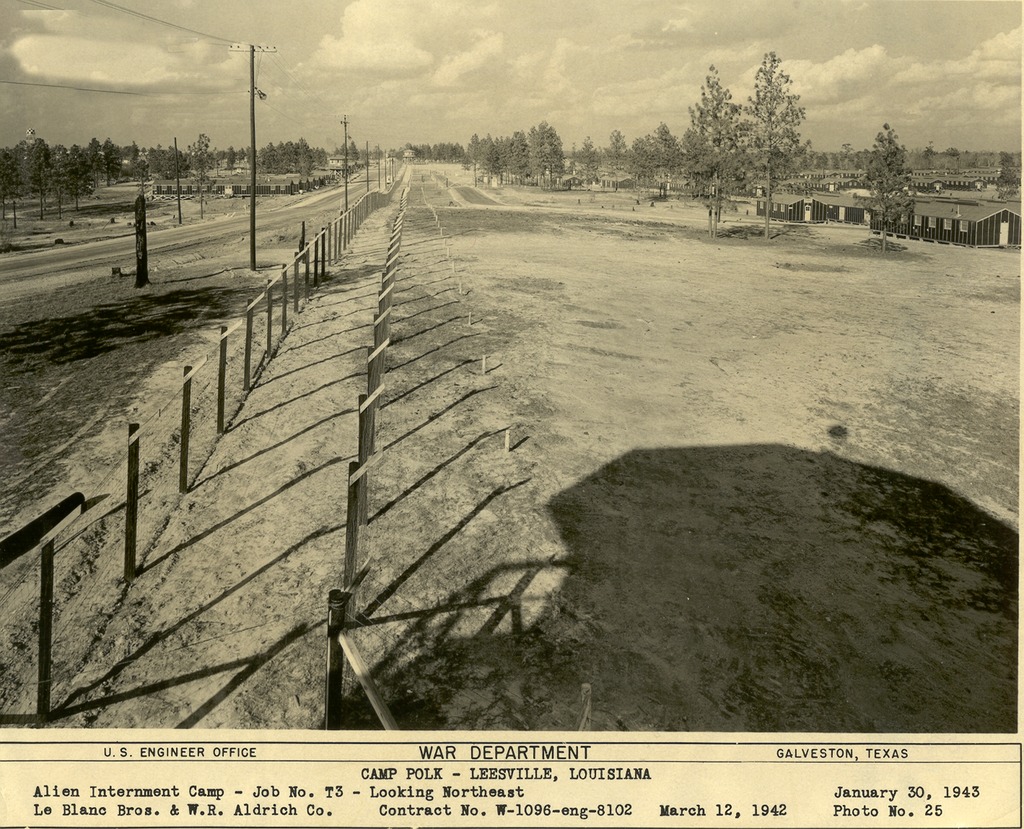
243, 302, 254, 391
320, 226, 327, 278
344, 460, 360, 582
304, 248, 310, 300
325, 589, 347, 730
37, 538, 54, 720
265, 279, 273, 359
482, 355, 487, 375
504, 429, 511, 453
578, 683, 592, 730
217, 326, 227, 434
124, 422, 140, 583
281, 265, 288, 334
179, 365, 192, 493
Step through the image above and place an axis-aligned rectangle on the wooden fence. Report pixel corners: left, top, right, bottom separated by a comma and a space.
324, 187, 409, 730
0, 173, 402, 724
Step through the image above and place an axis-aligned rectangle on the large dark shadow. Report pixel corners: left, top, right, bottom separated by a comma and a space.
0, 286, 237, 369
358, 445, 1016, 733
539, 445, 1017, 732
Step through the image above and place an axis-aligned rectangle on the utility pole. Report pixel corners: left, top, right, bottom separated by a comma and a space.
231, 42, 276, 270
365, 141, 369, 193
341, 115, 349, 213
173, 136, 182, 225
376, 144, 381, 190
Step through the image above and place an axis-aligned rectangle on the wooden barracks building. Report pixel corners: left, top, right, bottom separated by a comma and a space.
755, 194, 1020, 248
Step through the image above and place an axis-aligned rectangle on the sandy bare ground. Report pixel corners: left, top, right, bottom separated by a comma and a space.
1, 164, 1017, 732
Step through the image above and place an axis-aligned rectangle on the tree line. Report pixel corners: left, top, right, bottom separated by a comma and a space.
0, 134, 339, 225
449, 52, 1019, 243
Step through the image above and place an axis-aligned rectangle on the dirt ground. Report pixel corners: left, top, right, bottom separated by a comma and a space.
0, 164, 1017, 732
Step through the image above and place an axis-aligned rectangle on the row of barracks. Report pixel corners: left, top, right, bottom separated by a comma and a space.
152, 175, 332, 198
755, 193, 1021, 248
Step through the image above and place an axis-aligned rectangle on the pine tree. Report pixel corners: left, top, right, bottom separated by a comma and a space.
684, 65, 745, 238
577, 137, 600, 185
863, 123, 914, 255
189, 133, 211, 219
996, 152, 1020, 199
745, 52, 805, 242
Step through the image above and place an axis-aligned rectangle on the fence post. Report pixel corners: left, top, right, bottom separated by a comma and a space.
345, 460, 361, 579
125, 422, 140, 583
244, 301, 254, 392
358, 395, 374, 521
304, 249, 310, 300
326, 222, 332, 266
265, 279, 273, 360
366, 345, 381, 396
293, 259, 300, 315
281, 265, 288, 335
179, 365, 192, 493
313, 236, 320, 289
217, 326, 227, 434
325, 588, 348, 730
320, 226, 327, 278
37, 538, 54, 721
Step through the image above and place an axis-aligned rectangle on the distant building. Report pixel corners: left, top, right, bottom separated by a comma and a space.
152, 174, 331, 198
756, 193, 811, 222
874, 198, 1020, 247
810, 193, 869, 224
755, 191, 1021, 248
599, 173, 633, 190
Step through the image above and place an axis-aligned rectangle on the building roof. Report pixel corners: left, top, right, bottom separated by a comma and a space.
811, 193, 866, 208
912, 198, 1020, 221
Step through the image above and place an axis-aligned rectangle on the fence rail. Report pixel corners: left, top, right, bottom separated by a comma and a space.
0, 170, 405, 724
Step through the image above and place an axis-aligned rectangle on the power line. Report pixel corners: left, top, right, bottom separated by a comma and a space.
15, 0, 63, 9
1, 78, 152, 96
85, 0, 236, 45
0, 78, 245, 97
266, 53, 332, 112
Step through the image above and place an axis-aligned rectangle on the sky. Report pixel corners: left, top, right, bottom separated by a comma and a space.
0, 0, 1020, 155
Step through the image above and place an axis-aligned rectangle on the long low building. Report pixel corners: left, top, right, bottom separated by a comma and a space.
152, 174, 332, 197
873, 198, 1021, 248
756, 193, 1020, 247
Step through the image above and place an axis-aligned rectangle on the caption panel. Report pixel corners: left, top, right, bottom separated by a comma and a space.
0, 736, 1019, 828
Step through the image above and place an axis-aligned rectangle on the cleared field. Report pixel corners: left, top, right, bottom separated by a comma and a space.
0, 167, 1016, 731
354, 170, 1018, 732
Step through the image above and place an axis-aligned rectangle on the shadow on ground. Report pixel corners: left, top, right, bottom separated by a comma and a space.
0, 286, 237, 369
355, 444, 1016, 732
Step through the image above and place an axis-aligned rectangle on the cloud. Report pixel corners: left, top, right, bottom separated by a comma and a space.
784, 45, 892, 105
4, 8, 238, 92
309, 0, 501, 77
431, 31, 503, 87
626, 2, 799, 49
10, 34, 233, 89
